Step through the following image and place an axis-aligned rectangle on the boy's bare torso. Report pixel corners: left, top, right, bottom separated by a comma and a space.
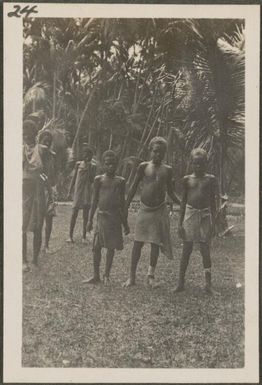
184, 173, 216, 209
96, 175, 124, 212
140, 162, 171, 207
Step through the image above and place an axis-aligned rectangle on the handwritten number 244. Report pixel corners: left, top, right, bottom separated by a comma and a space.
8, 5, 38, 18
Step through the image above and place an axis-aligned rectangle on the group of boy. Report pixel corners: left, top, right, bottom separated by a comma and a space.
23, 119, 219, 293
23, 120, 57, 271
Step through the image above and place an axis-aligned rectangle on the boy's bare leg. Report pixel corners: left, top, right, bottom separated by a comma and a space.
175, 241, 193, 292
45, 215, 53, 250
82, 206, 89, 242
147, 243, 159, 286
104, 249, 114, 285
22, 232, 30, 272
33, 229, 42, 266
123, 241, 143, 287
200, 242, 212, 293
83, 244, 102, 284
67, 208, 79, 242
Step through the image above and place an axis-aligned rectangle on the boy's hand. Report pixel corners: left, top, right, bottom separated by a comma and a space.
178, 224, 185, 240
124, 206, 129, 220
124, 223, 130, 235
87, 221, 93, 232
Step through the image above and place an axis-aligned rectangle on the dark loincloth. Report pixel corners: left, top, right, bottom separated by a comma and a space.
72, 161, 96, 209
93, 210, 123, 250
134, 201, 173, 259
23, 178, 46, 232
23, 144, 46, 232
183, 204, 212, 243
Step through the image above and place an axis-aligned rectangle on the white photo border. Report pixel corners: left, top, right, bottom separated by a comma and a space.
3, 3, 260, 383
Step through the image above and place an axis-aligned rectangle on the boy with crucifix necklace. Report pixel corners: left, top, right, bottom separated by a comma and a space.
124, 136, 180, 287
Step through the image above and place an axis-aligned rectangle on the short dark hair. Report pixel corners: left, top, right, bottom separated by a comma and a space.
191, 148, 208, 161
23, 120, 38, 138
149, 136, 168, 151
102, 150, 117, 163
82, 143, 94, 156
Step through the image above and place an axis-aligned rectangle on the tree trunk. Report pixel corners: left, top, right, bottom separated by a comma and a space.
127, 104, 162, 187
72, 84, 98, 158
52, 70, 57, 119
219, 141, 225, 195
109, 129, 113, 149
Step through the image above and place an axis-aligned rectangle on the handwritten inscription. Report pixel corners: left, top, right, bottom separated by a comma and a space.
7, 5, 38, 18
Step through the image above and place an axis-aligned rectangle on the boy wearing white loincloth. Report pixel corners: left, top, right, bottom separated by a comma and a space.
124, 137, 180, 287
175, 148, 219, 294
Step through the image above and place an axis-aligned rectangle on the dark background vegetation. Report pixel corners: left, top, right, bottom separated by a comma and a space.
23, 18, 245, 199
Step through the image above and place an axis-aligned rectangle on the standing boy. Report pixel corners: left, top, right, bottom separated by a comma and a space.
66, 144, 96, 243
124, 136, 180, 287
37, 130, 57, 253
175, 148, 219, 294
23, 121, 54, 271
84, 150, 129, 285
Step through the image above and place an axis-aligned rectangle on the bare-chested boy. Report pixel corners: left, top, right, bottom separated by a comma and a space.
37, 130, 57, 253
175, 148, 219, 294
66, 144, 96, 243
124, 136, 180, 287
83, 150, 130, 285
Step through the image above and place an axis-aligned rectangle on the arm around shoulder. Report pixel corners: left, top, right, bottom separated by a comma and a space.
166, 166, 181, 205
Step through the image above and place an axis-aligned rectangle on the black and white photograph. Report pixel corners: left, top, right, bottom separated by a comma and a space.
3, 3, 260, 383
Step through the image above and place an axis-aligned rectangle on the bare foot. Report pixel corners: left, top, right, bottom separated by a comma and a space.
122, 278, 135, 288
204, 286, 213, 295
147, 276, 155, 287
103, 276, 111, 286
66, 238, 74, 243
82, 277, 101, 284
22, 263, 30, 273
43, 247, 51, 254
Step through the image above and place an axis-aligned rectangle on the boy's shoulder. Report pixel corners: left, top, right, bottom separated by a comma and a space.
94, 174, 103, 182
162, 163, 172, 172
114, 175, 126, 186
115, 175, 125, 182
204, 173, 217, 183
204, 173, 216, 179
182, 174, 192, 181
183, 173, 216, 180
94, 174, 125, 183
138, 161, 150, 169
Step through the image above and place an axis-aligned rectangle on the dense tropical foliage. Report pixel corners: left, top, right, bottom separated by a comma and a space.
23, 18, 245, 196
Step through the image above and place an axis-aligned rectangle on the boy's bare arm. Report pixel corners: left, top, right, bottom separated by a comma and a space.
119, 179, 129, 234
166, 167, 181, 205
210, 176, 219, 222
88, 177, 100, 228
67, 163, 78, 196
179, 177, 188, 227
125, 163, 145, 208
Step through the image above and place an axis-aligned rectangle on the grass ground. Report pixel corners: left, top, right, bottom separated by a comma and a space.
22, 206, 245, 368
